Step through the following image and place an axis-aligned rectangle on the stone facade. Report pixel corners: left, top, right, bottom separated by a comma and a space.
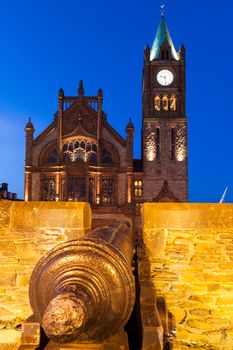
24, 16, 188, 208
143, 203, 233, 349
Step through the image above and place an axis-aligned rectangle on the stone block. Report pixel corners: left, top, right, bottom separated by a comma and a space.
0, 329, 21, 350
143, 203, 233, 230
10, 202, 91, 232
189, 309, 210, 316
21, 322, 40, 345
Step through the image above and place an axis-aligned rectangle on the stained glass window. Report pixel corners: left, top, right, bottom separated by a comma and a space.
42, 177, 56, 201
102, 177, 114, 205
62, 139, 97, 164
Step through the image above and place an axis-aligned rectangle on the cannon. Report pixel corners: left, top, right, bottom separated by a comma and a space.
29, 219, 135, 344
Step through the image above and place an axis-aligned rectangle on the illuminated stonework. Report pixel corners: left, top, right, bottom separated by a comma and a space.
144, 121, 160, 161
176, 124, 187, 162
154, 95, 161, 111
143, 203, 233, 350
170, 95, 177, 111
145, 132, 156, 161
0, 202, 91, 331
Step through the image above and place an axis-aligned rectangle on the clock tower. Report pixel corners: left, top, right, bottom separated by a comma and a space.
142, 14, 188, 202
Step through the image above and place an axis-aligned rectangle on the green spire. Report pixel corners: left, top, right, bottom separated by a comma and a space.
150, 16, 178, 61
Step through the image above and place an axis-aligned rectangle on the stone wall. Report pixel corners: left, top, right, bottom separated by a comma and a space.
117, 173, 127, 205
0, 201, 91, 330
31, 173, 40, 200
143, 203, 233, 350
143, 120, 188, 202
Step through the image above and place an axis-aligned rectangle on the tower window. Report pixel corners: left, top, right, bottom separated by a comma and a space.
160, 49, 170, 60
162, 96, 169, 111
170, 95, 177, 111
154, 95, 161, 111
134, 180, 143, 197
170, 127, 176, 160
156, 127, 161, 160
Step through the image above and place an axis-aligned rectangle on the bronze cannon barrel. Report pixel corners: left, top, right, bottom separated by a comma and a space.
29, 219, 135, 344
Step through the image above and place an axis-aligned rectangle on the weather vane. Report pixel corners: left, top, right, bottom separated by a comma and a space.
160, 4, 166, 16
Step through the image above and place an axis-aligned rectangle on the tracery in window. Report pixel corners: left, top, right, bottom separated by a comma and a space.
102, 148, 113, 165
67, 175, 86, 201
134, 180, 143, 197
170, 127, 176, 160
162, 96, 168, 111
170, 95, 177, 111
62, 140, 97, 164
102, 176, 114, 205
154, 95, 161, 111
42, 177, 56, 201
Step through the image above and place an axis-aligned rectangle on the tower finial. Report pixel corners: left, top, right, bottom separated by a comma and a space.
160, 4, 165, 16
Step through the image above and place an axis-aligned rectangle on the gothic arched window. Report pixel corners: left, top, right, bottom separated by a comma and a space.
87, 152, 97, 164
102, 177, 114, 205
62, 139, 97, 165
170, 95, 177, 111
154, 95, 161, 111
156, 127, 161, 160
43, 147, 58, 164
102, 148, 113, 165
162, 95, 168, 111
42, 177, 56, 201
170, 127, 176, 160
67, 175, 86, 202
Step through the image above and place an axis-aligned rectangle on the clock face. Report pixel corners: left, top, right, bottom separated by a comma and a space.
157, 69, 174, 86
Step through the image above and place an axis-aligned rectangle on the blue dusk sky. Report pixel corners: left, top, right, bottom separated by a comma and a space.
0, 0, 232, 202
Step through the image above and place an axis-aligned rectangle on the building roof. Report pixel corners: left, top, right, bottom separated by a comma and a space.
150, 16, 179, 61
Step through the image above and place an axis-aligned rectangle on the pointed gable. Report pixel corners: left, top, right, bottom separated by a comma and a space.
153, 180, 180, 202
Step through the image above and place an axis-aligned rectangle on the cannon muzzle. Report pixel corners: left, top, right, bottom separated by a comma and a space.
29, 219, 135, 344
